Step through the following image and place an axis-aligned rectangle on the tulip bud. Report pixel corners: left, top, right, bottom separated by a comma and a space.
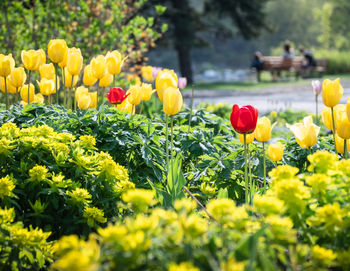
268, 142, 284, 161
37, 49, 46, 66
141, 66, 153, 82
21, 50, 41, 71
77, 93, 91, 110
311, 80, 322, 95
152, 67, 162, 79
255, 117, 274, 142
83, 64, 97, 86
39, 63, 55, 80
89, 92, 97, 109
20, 83, 35, 103
10, 67, 26, 88
230, 105, 258, 134
106, 50, 125, 75
238, 132, 255, 144
178, 77, 187, 89
58, 48, 68, 68
0, 53, 15, 77
37, 78, 55, 96
155, 69, 178, 101
67, 48, 83, 76
287, 116, 320, 148
335, 109, 350, 140
48, 39, 68, 63
75, 86, 89, 104
163, 87, 183, 115
335, 133, 350, 154
0, 76, 17, 94
33, 93, 44, 103
107, 87, 129, 104
128, 85, 142, 105
141, 83, 155, 101
99, 72, 113, 87
322, 78, 343, 108
91, 55, 107, 79
64, 69, 79, 87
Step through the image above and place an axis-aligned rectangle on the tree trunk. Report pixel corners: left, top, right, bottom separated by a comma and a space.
175, 45, 193, 84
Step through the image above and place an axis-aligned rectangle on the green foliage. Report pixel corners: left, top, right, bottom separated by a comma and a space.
314, 50, 350, 74
52, 152, 350, 270
0, 122, 133, 240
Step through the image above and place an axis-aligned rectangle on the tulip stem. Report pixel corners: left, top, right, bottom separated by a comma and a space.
63, 68, 66, 108
331, 107, 337, 154
54, 64, 59, 104
171, 115, 174, 180
97, 82, 100, 110
188, 84, 194, 133
69, 75, 74, 110
74, 89, 77, 111
244, 134, 249, 204
102, 87, 105, 106
165, 114, 169, 169
345, 139, 348, 159
27, 70, 31, 105
4, 77, 9, 109
248, 144, 253, 202
315, 94, 319, 125
113, 75, 115, 87
15, 88, 18, 104
263, 141, 266, 192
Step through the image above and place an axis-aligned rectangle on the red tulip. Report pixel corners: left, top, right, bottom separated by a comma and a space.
230, 104, 258, 134
107, 87, 129, 104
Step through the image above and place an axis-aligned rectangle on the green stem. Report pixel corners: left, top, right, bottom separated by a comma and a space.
97, 82, 100, 109
331, 107, 337, 154
315, 94, 318, 125
165, 114, 169, 169
113, 74, 115, 87
139, 100, 144, 115
244, 134, 248, 204
345, 139, 348, 159
188, 84, 194, 133
63, 67, 66, 107
171, 116, 174, 180
69, 75, 74, 110
27, 70, 31, 104
15, 87, 18, 104
263, 141, 266, 192
74, 88, 77, 111
4, 77, 9, 109
102, 87, 105, 106
248, 144, 252, 201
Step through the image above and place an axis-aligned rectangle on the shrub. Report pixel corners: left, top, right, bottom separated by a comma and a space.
315, 50, 350, 74
0, 122, 134, 240
52, 151, 350, 270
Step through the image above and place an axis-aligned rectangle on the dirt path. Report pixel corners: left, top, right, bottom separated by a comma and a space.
183, 78, 350, 114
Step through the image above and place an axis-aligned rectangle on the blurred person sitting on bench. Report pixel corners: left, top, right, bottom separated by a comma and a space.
299, 46, 316, 77
251, 51, 264, 82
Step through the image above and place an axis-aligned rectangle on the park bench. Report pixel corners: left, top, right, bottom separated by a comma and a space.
255, 56, 328, 81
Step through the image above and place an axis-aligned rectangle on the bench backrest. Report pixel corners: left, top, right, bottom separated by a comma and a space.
263, 56, 303, 70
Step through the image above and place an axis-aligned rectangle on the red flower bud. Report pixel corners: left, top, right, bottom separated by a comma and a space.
230, 104, 258, 134
107, 87, 129, 104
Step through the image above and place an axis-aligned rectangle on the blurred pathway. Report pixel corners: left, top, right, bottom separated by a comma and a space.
183, 78, 350, 114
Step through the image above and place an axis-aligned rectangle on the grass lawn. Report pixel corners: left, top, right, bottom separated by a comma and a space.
184, 72, 350, 91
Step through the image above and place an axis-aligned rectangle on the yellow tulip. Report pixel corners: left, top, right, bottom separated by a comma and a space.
64, 69, 79, 87
67, 48, 83, 76
48, 39, 68, 63
99, 72, 113, 87
77, 93, 91, 109
37, 49, 46, 66
0, 76, 17, 94
128, 85, 142, 105
322, 104, 345, 130
58, 48, 68, 68
37, 78, 55, 96
155, 69, 178, 101
20, 83, 35, 103
255, 117, 274, 142
21, 50, 41, 71
267, 142, 284, 161
83, 64, 97, 86
322, 78, 343, 108
141, 83, 155, 101
163, 87, 183, 115
75, 86, 89, 103
89, 92, 97, 109
39, 63, 55, 80
238, 132, 255, 144
335, 109, 350, 140
0, 53, 15, 77
335, 133, 350, 154
346, 98, 350, 121
288, 116, 320, 148
10, 67, 26, 88
141, 66, 153, 82
34, 93, 44, 103
106, 50, 125, 75
91, 55, 107, 79
117, 97, 133, 114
